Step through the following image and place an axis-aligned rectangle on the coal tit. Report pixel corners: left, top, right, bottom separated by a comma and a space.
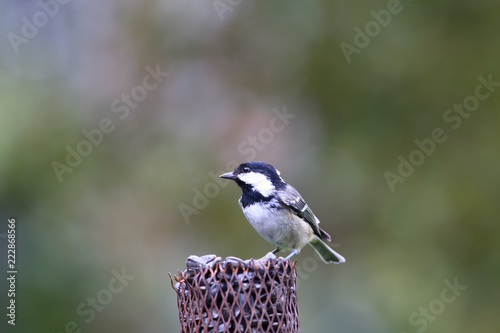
220, 161, 345, 264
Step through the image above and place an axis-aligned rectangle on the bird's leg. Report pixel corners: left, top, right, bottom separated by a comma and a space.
272, 247, 281, 254
259, 249, 278, 262
285, 249, 299, 260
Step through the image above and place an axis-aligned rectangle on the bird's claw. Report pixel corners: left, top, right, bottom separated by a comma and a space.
256, 251, 277, 263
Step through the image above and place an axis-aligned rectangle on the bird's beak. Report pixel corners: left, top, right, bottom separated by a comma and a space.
220, 172, 236, 180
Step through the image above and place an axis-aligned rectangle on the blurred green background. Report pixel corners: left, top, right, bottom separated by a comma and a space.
1, 1, 499, 332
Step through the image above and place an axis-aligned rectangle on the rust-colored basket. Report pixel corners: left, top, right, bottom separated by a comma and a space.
170, 255, 300, 333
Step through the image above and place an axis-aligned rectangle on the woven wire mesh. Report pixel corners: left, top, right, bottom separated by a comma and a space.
171, 256, 300, 333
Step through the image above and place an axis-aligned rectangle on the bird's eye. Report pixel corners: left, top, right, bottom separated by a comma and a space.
242, 166, 250, 173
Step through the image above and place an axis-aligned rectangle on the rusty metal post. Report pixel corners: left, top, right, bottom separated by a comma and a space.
170, 255, 300, 333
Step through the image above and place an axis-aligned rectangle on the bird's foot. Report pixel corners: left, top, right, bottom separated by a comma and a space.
256, 251, 277, 263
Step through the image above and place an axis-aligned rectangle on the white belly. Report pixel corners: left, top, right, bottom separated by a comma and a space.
241, 202, 313, 250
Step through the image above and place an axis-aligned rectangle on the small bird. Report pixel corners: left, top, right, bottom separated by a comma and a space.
220, 161, 345, 264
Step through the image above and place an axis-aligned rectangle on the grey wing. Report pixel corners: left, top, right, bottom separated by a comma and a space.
277, 184, 323, 238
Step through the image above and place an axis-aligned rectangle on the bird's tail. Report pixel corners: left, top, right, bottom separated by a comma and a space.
309, 237, 346, 264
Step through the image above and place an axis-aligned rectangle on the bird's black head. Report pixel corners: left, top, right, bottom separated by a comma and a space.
220, 161, 285, 197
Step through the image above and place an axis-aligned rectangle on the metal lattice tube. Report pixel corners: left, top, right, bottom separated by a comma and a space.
171, 255, 300, 333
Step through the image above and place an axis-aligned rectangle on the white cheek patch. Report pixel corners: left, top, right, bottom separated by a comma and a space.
238, 172, 275, 197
